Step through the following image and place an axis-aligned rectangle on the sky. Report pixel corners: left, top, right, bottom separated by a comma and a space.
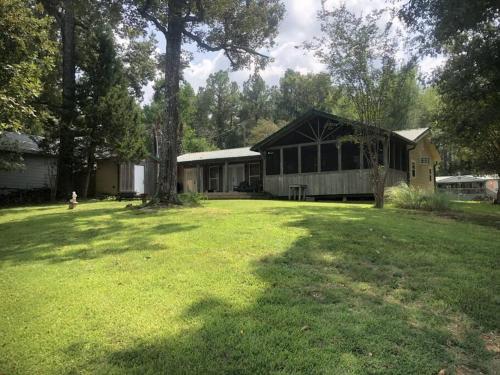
142, 0, 445, 104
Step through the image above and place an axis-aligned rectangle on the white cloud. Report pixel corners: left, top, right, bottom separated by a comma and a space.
142, 0, 444, 103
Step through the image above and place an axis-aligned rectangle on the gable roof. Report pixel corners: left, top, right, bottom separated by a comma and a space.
177, 147, 260, 164
250, 108, 416, 151
0, 132, 43, 154
393, 128, 430, 143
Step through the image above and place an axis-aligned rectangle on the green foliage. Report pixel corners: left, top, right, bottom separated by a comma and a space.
0, 0, 57, 133
177, 192, 207, 206
79, 26, 148, 162
309, 6, 417, 129
195, 71, 241, 149
248, 118, 280, 145
387, 183, 451, 211
400, 0, 500, 179
274, 69, 338, 122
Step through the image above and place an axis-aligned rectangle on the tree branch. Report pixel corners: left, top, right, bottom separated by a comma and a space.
182, 28, 269, 59
139, 0, 168, 35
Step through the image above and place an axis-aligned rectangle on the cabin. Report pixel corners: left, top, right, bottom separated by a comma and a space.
0, 132, 57, 194
177, 148, 262, 194
394, 127, 441, 191
176, 109, 441, 198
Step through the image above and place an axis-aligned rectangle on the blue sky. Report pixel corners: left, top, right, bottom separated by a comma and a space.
143, 0, 444, 103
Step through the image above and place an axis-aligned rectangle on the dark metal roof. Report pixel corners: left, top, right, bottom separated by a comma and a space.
0, 132, 43, 154
250, 108, 416, 151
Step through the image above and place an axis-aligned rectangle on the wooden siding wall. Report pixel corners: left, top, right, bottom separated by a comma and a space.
264, 169, 407, 196
0, 154, 56, 190
119, 160, 158, 195
119, 162, 135, 192
409, 135, 440, 191
95, 159, 118, 195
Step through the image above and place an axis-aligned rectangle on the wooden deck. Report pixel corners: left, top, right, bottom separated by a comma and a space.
205, 192, 270, 200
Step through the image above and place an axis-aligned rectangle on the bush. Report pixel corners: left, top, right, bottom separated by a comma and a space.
0, 188, 52, 206
178, 192, 207, 206
386, 183, 451, 211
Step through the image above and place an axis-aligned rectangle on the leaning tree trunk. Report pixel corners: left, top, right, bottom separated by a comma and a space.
56, 0, 77, 199
157, 12, 183, 204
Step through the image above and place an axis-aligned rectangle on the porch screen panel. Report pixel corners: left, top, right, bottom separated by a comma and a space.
395, 142, 402, 170
341, 142, 361, 170
283, 147, 298, 174
249, 162, 260, 186
321, 143, 338, 171
401, 144, 408, 171
301, 145, 318, 173
266, 150, 280, 175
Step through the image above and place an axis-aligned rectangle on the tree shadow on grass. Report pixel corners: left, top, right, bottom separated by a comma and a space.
74, 204, 496, 374
0, 204, 198, 265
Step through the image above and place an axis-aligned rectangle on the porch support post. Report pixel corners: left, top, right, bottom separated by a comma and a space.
223, 162, 228, 192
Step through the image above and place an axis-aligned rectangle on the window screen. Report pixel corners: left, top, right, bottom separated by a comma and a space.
341, 142, 361, 170
283, 147, 298, 174
266, 150, 280, 175
321, 143, 338, 171
301, 145, 317, 173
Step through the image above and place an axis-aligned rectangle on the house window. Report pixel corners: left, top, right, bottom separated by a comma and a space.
420, 156, 430, 164
249, 162, 260, 186
283, 147, 298, 174
301, 145, 318, 173
429, 168, 433, 182
341, 142, 361, 170
266, 150, 280, 175
321, 142, 338, 171
411, 161, 416, 178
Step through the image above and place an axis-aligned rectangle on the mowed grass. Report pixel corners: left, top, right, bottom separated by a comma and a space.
0, 199, 499, 374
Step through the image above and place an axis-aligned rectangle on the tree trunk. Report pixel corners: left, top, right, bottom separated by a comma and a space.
372, 166, 386, 209
81, 143, 96, 199
157, 9, 183, 204
56, 0, 76, 199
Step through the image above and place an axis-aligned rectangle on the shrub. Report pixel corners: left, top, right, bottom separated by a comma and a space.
386, 183, 451, 211
178, 192, 207, 206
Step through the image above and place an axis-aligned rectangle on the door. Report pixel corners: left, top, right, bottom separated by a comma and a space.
134, 165, 145, 194
184, 167, 198, 193
228, 164, 245, 191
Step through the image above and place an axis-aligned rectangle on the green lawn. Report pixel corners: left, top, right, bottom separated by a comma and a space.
0, 200, 499, 374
